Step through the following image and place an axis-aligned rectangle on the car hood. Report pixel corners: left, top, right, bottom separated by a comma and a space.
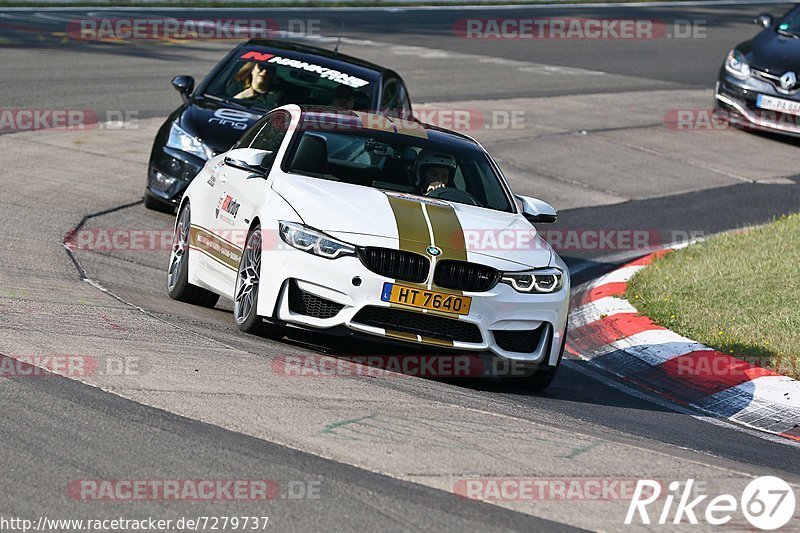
179, 98, 264, 154
743, 31, 800, 73
273, 174, 553, 269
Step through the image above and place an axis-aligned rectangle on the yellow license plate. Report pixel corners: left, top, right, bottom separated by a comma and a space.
380, 282, 471, 315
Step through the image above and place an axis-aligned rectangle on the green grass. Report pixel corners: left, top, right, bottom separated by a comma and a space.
627, 214, 800, 379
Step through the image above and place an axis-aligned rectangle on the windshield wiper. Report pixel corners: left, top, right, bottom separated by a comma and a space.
202, 93, 270, 113
777, 27, 800, 39
243, 102, 271, 112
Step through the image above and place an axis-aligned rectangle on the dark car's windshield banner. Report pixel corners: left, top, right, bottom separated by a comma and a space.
240, 51, 370, 88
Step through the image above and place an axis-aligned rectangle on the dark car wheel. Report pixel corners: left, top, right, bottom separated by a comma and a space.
234, 225, 284, 339
167, 203, 220, 308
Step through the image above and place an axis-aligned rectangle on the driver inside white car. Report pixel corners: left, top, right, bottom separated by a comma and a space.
415, 150, 458, 195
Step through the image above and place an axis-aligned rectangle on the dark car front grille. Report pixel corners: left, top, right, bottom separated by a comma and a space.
353, 306, 482, 344
433, 260, 499, 292
493, 325, 548, 353
358, 247, 429, 283
752, 68, 800, 94
288, 280, 344, 319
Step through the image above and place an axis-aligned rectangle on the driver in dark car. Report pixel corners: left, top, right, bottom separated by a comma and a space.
232, 61, 284, 108
331, 85, 356, 110
415, 150, 458, 195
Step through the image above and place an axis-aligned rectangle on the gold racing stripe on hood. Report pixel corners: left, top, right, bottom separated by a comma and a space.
386, 195, 468, 297
383, 197, 469, 347
424, 201, 466, 296
425, 202, 468, 263
387, 195, 431, 290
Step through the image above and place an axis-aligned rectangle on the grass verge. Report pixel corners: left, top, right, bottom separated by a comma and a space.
627, 213, 800, 380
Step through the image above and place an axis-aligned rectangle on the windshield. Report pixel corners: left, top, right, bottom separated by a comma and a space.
203, 48, 376, 112
286, 123, 513, 212
777, 8, 800, 36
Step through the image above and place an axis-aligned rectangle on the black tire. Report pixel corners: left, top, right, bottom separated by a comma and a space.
233, 225, 284, 339
167, 203, 220, 308
499, 325, 567, 391
144, 190, 176, 213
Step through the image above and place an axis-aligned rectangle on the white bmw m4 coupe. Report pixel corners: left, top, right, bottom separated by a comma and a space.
168, 105, 570, 389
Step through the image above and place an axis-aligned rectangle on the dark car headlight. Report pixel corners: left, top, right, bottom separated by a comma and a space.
725, 49, 751, 80
166, 122, 214, 160
279, 221, 356, 259
149, 168, 178, 192
500, 267, 564, 294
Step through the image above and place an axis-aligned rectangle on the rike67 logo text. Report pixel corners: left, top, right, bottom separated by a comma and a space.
626, 477, 796, 530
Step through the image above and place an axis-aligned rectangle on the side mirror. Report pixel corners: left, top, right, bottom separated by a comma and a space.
517, 195, 557, 224
171, 75, 195, 103
223, 148, 275, 178
755, 14, 773, 28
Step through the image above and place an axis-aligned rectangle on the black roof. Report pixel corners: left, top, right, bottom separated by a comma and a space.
417, 120, 483, 148
244, 39, 392, 75
295, 106, 482, 149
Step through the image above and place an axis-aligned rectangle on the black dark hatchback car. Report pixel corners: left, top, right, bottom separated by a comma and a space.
146, 39, 413, 212
716, 7, 800, 136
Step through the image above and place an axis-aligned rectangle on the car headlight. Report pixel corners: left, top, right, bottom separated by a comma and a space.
278, 221, 356, 259
167, 122, 214, 160
725, 49, 751, 80
500, 267, 564, 294
148, 169, 177, 192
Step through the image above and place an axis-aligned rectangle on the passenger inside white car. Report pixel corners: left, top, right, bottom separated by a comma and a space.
286, 127, 513, 212
415, 150, 458, 195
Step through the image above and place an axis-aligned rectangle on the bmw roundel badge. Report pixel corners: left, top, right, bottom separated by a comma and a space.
426, 246, 442, 257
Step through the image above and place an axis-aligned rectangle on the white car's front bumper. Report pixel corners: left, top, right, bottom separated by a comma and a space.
258, 246, 570, 367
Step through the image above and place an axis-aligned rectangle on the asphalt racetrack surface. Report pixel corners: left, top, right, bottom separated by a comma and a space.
1, 3, 800, 531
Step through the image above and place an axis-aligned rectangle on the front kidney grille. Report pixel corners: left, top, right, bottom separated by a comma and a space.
433, 260, 499, 292
358, 247, 429, 283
